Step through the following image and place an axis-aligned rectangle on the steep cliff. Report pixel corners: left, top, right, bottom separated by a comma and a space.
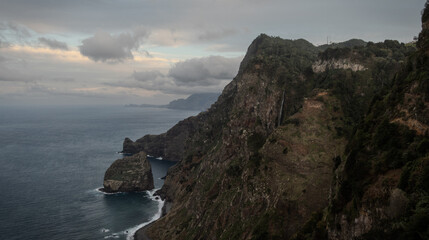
125, 32, 415, 239
110, 5, 428, 240
323, 5, 429, 240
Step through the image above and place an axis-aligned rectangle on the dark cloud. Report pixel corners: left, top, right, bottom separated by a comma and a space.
38, 37, 68, 50
168, 56, 241, 86
79, 28, 148, 62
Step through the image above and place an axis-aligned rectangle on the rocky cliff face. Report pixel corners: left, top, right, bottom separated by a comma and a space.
112, 6, 427, 240
133, 31, 416, 239
103, 152, 154, 193
312, 59, 366, 73
324, 4, 429, 240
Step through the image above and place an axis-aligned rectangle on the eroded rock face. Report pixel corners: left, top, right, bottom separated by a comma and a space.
103, 151, 154, 193
135, 32, 417, 240
312, 59, 366, 73
326, 5, 429, 239
143, 36, 344, 240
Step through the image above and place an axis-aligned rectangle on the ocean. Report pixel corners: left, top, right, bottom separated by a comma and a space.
0, 105, 198, 240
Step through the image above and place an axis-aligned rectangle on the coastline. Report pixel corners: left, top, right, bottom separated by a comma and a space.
125, 188, 164, 240
133, 200, 172, 240
134, 222, 154, 240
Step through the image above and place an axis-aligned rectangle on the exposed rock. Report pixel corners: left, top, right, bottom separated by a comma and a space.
143, 35, 346, 240
126, 31, 420, 240
115, 7, 428, 239
121, 117, 199, 160
102, 151, 154, 193
326, 5, 429, 239
386, 188, 409, 218
312, 59, 366, 73
122, 137, 140, 154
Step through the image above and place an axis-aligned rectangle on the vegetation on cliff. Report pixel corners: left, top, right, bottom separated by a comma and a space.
112, 3, 429, 240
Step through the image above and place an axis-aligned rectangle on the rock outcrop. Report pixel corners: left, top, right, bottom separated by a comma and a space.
312, 59, 366, 73
102, 152, 154, 193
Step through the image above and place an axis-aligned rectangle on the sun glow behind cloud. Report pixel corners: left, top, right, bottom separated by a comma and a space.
7, 45, 88, 62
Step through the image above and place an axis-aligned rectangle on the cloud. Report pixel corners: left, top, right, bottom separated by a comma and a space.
107, 55, 242, 95
51, 77, 75, 82
205, 44, 245, 53
131, 70, 176, 92
38, 37, 68, 50
198, 29, 238, 41
0, 38, 10, 48
133, 70, 165, 82
0, 22, 32, 46
168, 56, 241, 86
79, 28, 148, 62
0, 22, 31, 38
0, 64, 33, 82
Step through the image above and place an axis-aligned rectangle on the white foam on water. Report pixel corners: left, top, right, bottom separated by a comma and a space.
104, 233, 120, 239
156, 157, 163, 160
125, 188, 164, 240
100, 228, 110, 233
93, 187, 128, 195
102, 188, 164, 240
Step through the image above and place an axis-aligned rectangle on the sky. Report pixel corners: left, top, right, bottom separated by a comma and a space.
0, 0, 426, 106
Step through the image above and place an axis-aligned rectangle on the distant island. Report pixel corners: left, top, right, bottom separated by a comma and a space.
126, 92, 220, 111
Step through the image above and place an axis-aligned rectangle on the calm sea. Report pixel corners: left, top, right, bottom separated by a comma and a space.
0, 105, 198, 240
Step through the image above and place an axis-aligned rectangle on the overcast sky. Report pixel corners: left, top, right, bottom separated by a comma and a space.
0, 0, 426, 106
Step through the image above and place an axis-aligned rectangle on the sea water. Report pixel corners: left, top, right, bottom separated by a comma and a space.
0, 105, 198, 240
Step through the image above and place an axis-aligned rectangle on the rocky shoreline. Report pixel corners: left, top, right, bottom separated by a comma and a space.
134, 223, 154, 240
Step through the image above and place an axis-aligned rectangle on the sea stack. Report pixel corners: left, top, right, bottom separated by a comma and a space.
102, 151, 154, 193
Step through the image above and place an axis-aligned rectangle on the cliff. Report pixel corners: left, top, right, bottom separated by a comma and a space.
133, 33, 415, 239
102, 152, 154, 193
323, 4, 429, 240
110, 4, 428, 240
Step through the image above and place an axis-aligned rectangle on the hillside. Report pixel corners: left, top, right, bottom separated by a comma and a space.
104, 4, 428, 240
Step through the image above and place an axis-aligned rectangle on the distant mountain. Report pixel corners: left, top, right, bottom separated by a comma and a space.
126, 93, 220, 111
166, 93, 220, 111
